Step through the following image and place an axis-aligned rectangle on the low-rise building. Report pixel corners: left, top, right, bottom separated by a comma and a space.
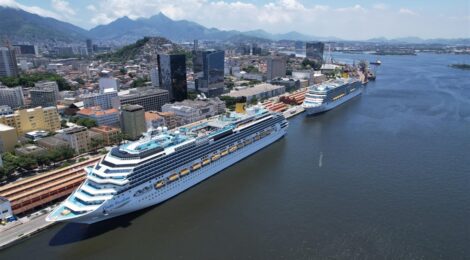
15, 145, 47, 156
224, 83, 286, 103
76, 106, 120, 126
0, 105, 13, 116
89, 126, 121, 145
56, 126, 90, 154
270, 78, 301, 92
0, 124, 18, 153
24, 130, 49, 141
0, 106, 61, 136
37, 136, 69, 150
0, 197, 13, 221
162, 98, 226, 125
145, 111, 180, 130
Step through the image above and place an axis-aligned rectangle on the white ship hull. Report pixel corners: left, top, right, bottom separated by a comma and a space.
304, 87, 362, 115
61, 127, 287, 224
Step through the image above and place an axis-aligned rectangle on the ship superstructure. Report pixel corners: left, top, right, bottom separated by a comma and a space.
47, 106, 288, 224
302, 78, 363, 115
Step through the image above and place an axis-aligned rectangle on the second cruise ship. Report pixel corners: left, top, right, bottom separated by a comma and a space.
302, 78, 363, 115
47, 106, 288, 224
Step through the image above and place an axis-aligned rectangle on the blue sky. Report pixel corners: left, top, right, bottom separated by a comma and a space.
1, 0, 469, 39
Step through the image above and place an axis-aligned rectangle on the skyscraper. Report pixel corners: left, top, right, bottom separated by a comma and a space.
86, 39, 93, 56
194, 50, 225, 97
150, 67, 160, 87
266, 56, 287, 81
0, 47, 18, 77
120, 104, 146, 140
306, 42, 325, 65
158, 54, 187, 102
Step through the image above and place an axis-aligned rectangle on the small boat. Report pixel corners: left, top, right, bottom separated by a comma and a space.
255, 135, 260, 141
155, 180, 165, 189
370, 60, 381, 65
244, 139, 252, 145
221, 150, 229, 156
61, 209, 71, 216
229, 146, 237, 153
237, 143, 244, 149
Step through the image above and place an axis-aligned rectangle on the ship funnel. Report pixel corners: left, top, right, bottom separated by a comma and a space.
235, 96, 247, 114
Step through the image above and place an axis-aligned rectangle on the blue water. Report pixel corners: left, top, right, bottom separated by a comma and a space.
1, 53, 470, 259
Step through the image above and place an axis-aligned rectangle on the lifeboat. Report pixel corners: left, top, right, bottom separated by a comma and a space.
202, 158, 211, 166
168, 173, 179, 182
237, 143, 244, 149
180, 168, 190, 176
229, 146, 237, 153
61, 209, 71, 216
191, 163, 202, 171
155, 180, 165, 189
212, 154, 220, 161
244, 139, 252, 145
255, 135, 260, 141
221, 150, 229, 156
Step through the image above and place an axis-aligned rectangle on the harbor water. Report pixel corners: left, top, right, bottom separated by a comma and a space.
1, 53, 470, 259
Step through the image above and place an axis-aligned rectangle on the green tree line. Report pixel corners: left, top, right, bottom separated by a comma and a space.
0, 72, 71, 91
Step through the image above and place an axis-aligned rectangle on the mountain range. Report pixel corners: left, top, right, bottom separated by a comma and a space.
0, 6, 468, 45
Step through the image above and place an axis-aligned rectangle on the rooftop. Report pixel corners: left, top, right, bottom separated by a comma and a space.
0, 123, 15, 131
226, 83, 285, 98
77, 106, 119, 116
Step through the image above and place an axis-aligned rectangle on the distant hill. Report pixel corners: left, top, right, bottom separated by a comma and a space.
89, 13, 240, 43
95, 36, 185, 62
0, 6, 88, 42
366, 36, 470, 45
1, 6, 468, 45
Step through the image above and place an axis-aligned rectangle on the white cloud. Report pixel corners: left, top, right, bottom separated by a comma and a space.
86, 4, 96, 12
0, 0, 63, 19
373, 3, 388, 10
0, 0, 467, 40
399, 8, 417, 15
51, 0, 75, 16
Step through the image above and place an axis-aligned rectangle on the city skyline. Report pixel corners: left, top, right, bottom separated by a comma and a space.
0, 0, 468, 40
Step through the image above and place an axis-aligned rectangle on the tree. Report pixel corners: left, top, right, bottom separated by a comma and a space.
250, 96, 258, 105
0, 72, 71, 90
61, 119, 68, 128
90, 138, 104, 151
187, 92, 198, 100
75, 118, 98, 128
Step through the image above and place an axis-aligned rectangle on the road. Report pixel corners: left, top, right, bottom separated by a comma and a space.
0, 213, 56, 249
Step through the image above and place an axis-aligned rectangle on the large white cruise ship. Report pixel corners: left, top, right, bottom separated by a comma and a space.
47, 106, 288, 224
302, 78, 363, 115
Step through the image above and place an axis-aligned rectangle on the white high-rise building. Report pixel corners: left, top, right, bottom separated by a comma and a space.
80, 90, 118, 110
99, 70, 119, 94
0, 47, 18, 77
0, 86, 24, 109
